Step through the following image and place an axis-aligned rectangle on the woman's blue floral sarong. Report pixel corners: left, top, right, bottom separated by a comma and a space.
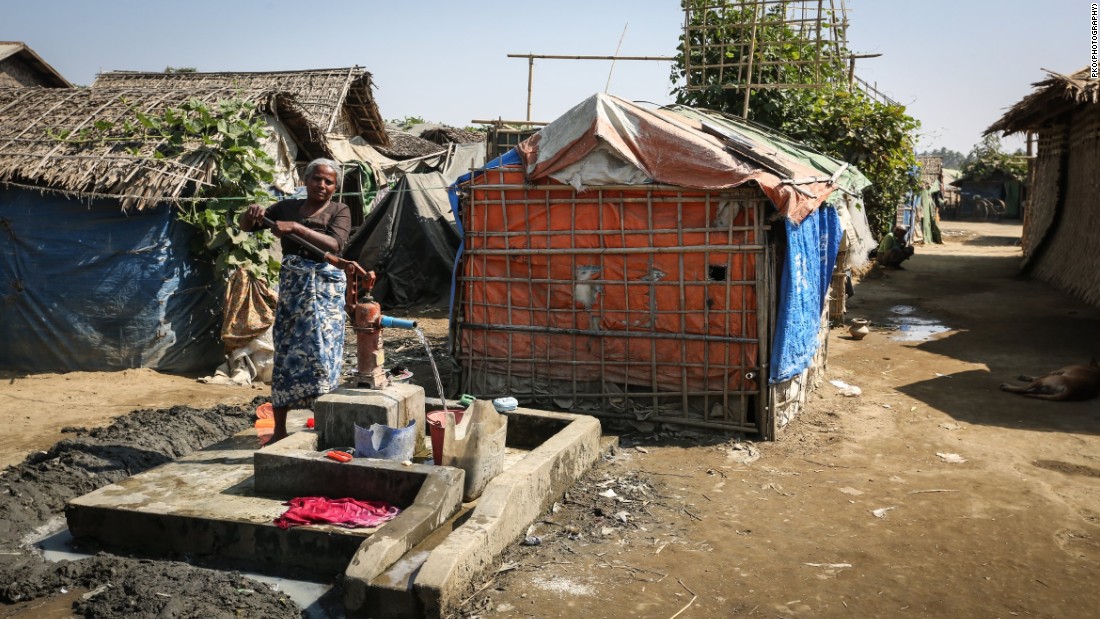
271, 255, 347, 409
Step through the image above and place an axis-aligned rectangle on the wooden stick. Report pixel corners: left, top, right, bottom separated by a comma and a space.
669, 578, 698, 619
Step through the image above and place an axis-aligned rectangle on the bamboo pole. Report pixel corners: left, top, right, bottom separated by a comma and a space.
526, 57, 534, 121
741, 2, 761, 118
508, 53, 675, 122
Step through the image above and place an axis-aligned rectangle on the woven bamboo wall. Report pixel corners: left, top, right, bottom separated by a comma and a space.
1022, 125, 1065, 261
1030, 109, 1100, 307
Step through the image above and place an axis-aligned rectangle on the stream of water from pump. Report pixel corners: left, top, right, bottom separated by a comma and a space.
415, 328, 447, 405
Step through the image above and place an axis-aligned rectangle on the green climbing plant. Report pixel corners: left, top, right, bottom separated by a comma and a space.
158, 98, 282, 285
47, 97, 283, 285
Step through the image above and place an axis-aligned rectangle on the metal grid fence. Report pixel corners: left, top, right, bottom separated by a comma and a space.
454, 169, 772, 433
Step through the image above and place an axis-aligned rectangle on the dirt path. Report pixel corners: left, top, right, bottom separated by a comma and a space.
0, 369, 260, 469
457, 221, 1100, 618
0, 308, 451, 472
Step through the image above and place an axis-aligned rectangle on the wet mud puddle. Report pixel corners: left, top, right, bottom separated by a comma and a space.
37, 529, 333, 618
886, 305, 951, 341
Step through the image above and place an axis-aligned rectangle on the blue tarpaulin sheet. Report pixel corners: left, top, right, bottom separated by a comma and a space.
769, 204, 842, 383
446, 148, 522, 318
0, 188, 223, 372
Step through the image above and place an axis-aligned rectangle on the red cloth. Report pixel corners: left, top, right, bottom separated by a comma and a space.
274, 497, 400, 530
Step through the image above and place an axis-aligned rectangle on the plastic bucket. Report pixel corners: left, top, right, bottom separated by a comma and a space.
255, 402, 273, 419
354, 420, 418, 462
426, 409, 465, 465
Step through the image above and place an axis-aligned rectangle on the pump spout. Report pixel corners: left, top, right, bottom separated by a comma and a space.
380, 316, 418, 330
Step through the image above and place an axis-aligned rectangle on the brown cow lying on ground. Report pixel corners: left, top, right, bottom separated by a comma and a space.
1000, 360, 1100, 401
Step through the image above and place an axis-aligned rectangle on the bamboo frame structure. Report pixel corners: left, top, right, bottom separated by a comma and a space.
681, 0, 851, 115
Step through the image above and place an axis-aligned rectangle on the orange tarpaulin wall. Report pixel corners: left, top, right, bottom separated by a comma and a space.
455, 168, 769, 431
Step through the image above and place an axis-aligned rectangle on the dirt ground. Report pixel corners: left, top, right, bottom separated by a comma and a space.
454, 220, 1100, 618
2, 220, 1099, 618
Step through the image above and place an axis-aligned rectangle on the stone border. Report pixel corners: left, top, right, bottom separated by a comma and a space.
343, 409, 603, 618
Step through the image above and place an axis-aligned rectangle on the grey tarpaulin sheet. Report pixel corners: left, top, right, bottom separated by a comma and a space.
345, 172, 460, 308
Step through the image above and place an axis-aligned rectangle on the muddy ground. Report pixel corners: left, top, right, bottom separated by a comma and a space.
1, 221, 1098, 618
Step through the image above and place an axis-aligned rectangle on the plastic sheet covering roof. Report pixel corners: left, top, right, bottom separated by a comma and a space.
515, 93, 866, 224
666, 105, 871, 198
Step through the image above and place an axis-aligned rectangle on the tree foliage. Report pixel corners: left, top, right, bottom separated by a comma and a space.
959, 135, 1027, 182
918, 147, 966, 170
387, 115, 427, 130
671, 0, 921, 236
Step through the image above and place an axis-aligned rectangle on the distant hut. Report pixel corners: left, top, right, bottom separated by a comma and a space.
376, 129, 447, 161
900, 156, 944, 244
0, 70, 388, 373
987, 67, 1100, 307
939, 168, 962, 218
950, 170, 1024, 220
0, 41, 70, 87
417, 125, 485, 146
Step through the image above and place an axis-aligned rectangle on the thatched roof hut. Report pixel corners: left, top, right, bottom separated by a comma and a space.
419, 125, 486, 145
987, 68, 1099, 135
0, 42, 71, 88
94, 67, 389, 148
1, 67, 391, 210
0, 85, 356, 210
376, 129, 447, 160
0, 68, 396, 374
987, 67, 1100, 307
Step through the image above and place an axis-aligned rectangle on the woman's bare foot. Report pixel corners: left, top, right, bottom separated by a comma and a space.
261, 406, 291, 447
262, 430, 289, 446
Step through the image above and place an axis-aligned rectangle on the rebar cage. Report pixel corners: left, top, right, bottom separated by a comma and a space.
453, 167, 772, 433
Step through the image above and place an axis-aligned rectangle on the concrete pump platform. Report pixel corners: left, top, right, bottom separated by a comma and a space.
64, 385, 605, 618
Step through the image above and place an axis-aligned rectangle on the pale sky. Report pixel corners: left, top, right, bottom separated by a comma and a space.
4, 1, 1086, 154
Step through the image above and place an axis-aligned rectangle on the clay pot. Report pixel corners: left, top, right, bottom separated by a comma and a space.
849, 318, 870, 340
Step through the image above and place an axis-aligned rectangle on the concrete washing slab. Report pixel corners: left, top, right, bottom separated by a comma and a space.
66, 410, 464, 578
65, 388, 604, 618
349, 408, 605, 619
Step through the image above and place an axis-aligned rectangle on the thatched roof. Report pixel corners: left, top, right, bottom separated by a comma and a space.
987, 67, 1099, 135
0, 42, 71, 88
376, 130, 447, 160
916, 156, 942, 189
419, 125, 486, 145
94, 67, 389, 147
0, 85, 333, 210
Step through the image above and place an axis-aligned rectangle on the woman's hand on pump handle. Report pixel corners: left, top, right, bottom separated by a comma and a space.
241, 204, 266, 231
242, 203, 299, 238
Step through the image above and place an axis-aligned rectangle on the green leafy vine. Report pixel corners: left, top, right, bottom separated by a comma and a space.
47, 97, 283, 285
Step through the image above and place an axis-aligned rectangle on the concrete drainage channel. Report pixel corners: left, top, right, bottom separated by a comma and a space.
63, 384, 604, 618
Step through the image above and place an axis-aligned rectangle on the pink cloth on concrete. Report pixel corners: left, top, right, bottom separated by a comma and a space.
273, 496, 400, 530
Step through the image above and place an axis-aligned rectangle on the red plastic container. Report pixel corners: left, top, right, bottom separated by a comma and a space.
426, 409, 465, 465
